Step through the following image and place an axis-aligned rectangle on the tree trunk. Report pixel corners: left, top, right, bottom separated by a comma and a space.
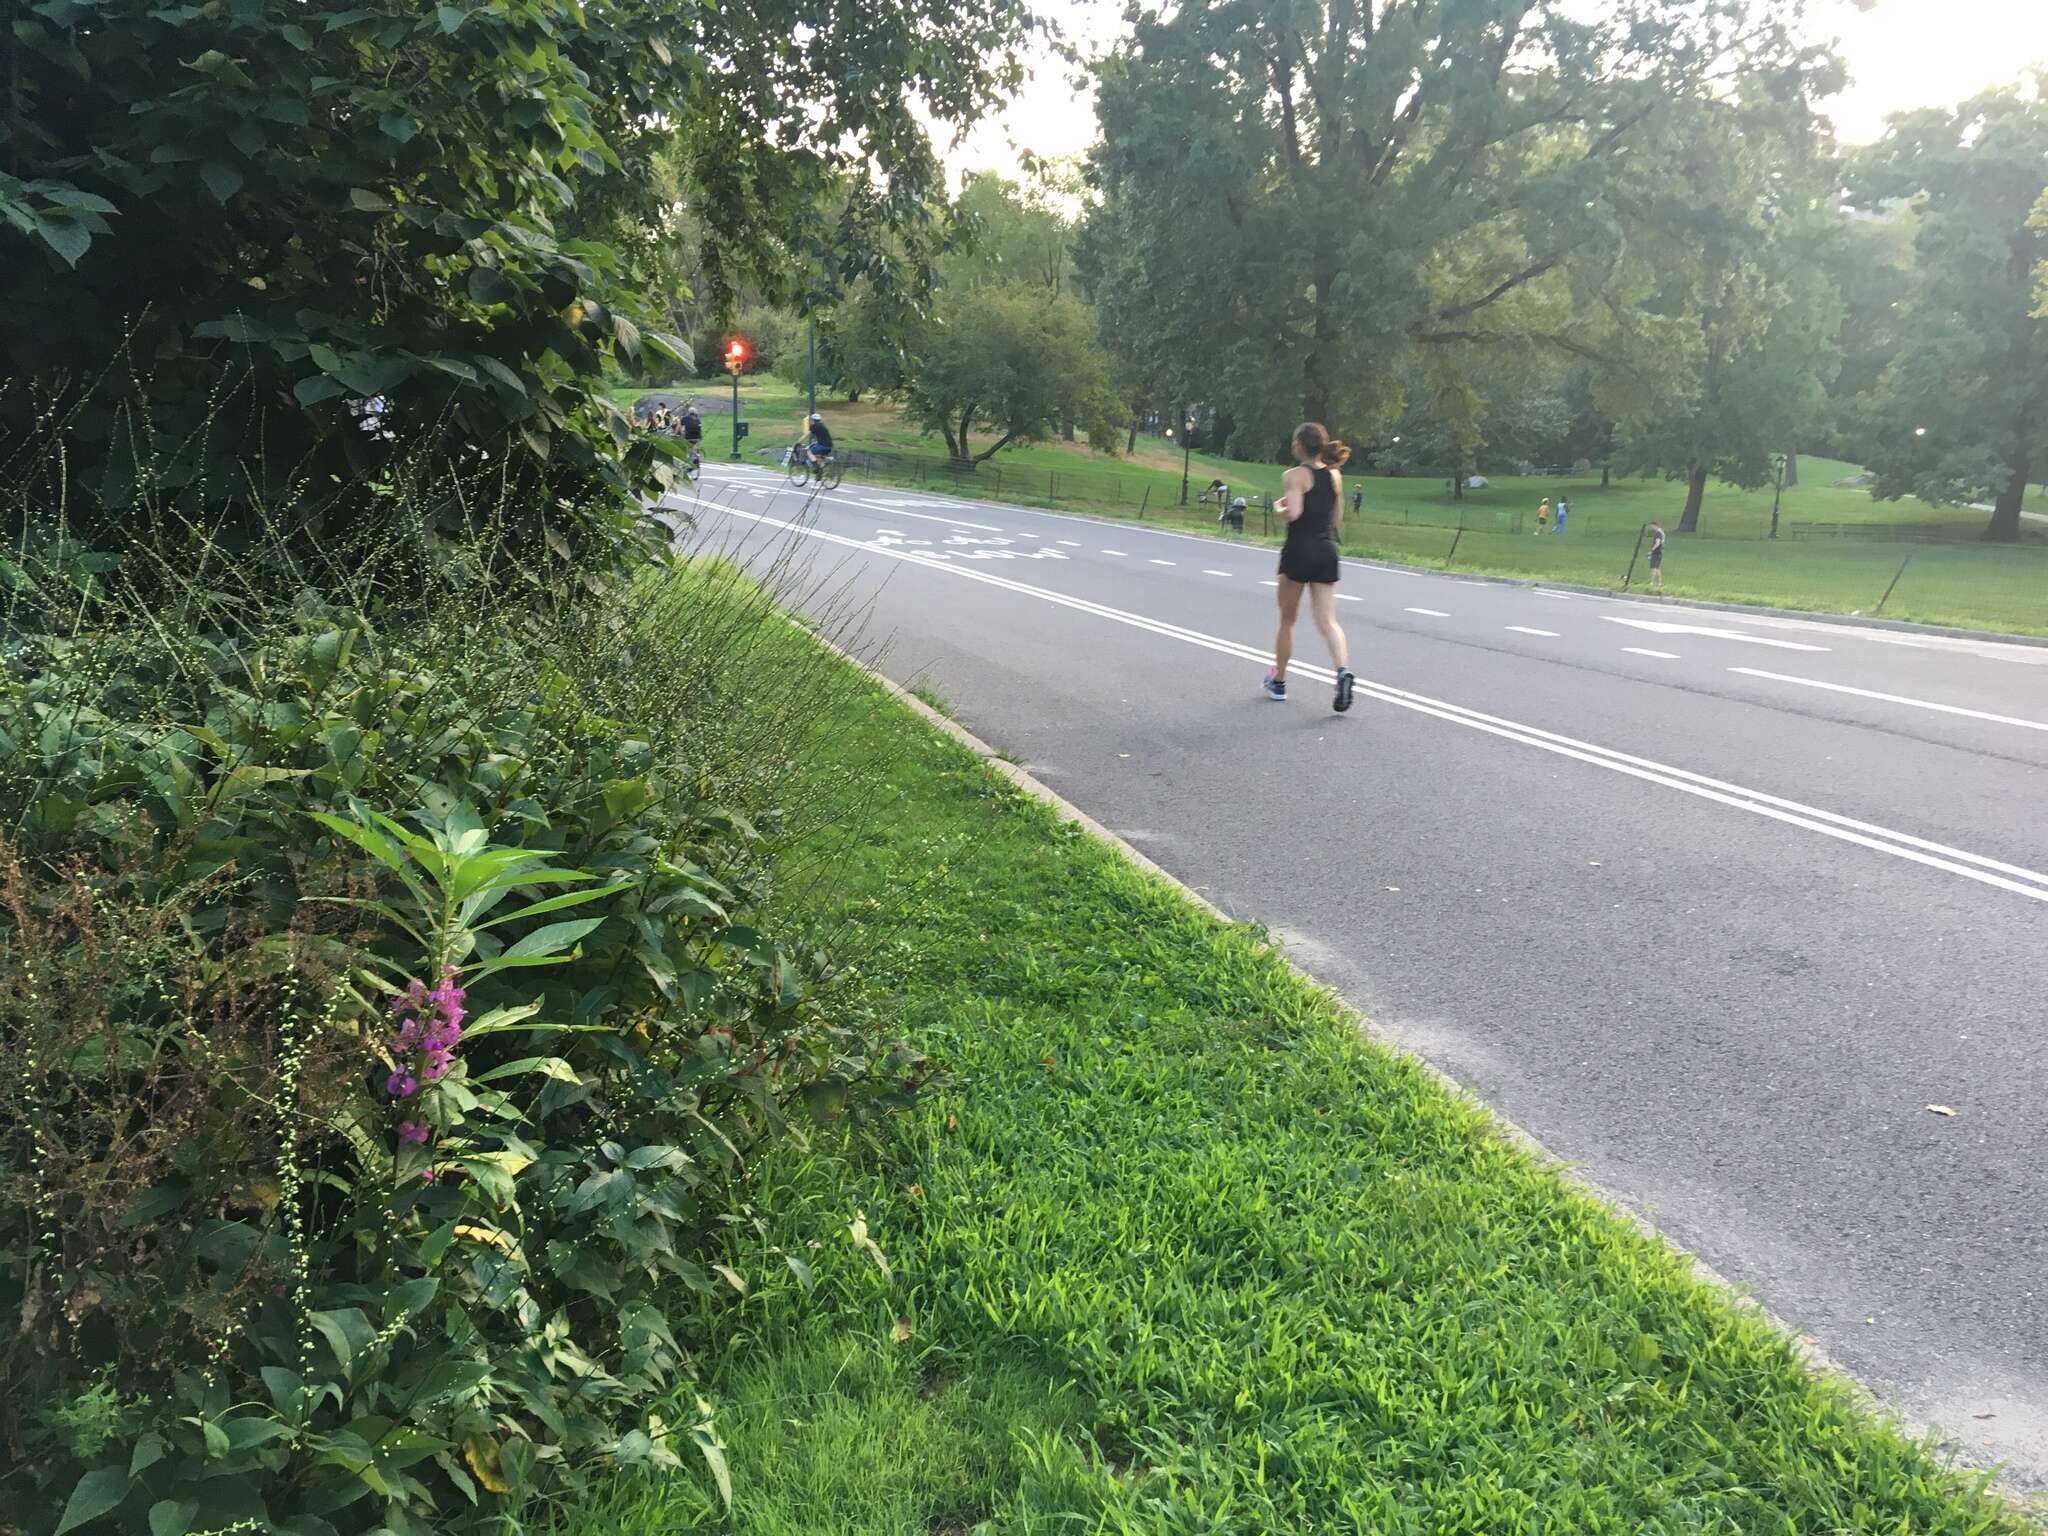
1782, 448, 1799, 488
1678, 464, 1707, 533
1126, 417, 1139, 455
1984, 456, 2030, 542
1063, 419, 1076, 443
1451, 452, 1464, 501
1601, 464, 1611, 488
1303, 238, 1338, 424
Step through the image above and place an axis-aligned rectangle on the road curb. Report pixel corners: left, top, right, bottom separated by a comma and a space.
827, 636, 2034, 1507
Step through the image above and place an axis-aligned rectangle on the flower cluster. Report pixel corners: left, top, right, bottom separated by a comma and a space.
384, 967, 465, 1104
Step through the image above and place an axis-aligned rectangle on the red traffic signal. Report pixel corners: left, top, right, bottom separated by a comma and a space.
724, 338, 748, 373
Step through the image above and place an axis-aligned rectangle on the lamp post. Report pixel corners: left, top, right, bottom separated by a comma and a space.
806, 317, 817, 419
1179, 413, 1195, 505
1769, 451, 1785, 540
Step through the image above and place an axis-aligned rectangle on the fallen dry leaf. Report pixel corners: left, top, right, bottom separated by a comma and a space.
1925, 1104, 1957, 1117
890, 1317, 913, 1344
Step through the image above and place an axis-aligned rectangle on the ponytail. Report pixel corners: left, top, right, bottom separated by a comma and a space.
1291, 421, 1351, 468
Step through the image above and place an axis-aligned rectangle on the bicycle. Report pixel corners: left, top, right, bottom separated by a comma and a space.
786, 441, 844, 491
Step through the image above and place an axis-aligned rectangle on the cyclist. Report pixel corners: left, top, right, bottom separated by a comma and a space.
805, 411, 835, 470
679, 400, 703, 472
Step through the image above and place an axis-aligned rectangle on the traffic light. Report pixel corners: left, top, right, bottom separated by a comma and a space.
724, 338, 747, 375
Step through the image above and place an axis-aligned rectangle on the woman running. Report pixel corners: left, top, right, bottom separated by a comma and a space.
1264, 421, 1356, 711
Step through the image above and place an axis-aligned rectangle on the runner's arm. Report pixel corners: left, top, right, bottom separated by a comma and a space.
1276, 465, 1308, 521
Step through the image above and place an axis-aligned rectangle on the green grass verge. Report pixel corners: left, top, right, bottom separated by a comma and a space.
550, 574, 2034, 1535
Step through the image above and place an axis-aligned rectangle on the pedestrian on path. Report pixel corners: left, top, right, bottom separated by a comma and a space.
1648, 521, 1665, 590
1535, 497, 1551, 535
1264, 422, 1356, 712
1554, 496, 1568, 536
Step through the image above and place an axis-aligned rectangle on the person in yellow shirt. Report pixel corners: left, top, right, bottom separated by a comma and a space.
1535, 497, 1551, 535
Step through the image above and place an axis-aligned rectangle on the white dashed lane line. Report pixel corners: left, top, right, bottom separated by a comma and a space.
1623, 647, 1682, 660
1057, 539, 1081, 547
1151, 559, 1176, 566
1103, 549, 1128, 557
1405, 607, 1452, 618
1336, 593, 1363, 603
1506, 626, 1560, 637
1203, 569, 1232, 577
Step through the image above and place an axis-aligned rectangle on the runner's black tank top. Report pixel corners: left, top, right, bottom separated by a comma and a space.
1289, 466, 1337, 544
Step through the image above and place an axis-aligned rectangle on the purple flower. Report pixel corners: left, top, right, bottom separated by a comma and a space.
391, 1017, 424, 1051
386, 1069, 419, 1099
421, 1167, 437, 1184
397, 1120, 431, 1146
421, 1049, 452, 1083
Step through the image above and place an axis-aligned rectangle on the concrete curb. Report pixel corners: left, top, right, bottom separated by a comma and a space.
830, 638, 2036, 1511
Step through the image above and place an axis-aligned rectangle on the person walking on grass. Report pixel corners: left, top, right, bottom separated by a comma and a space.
1536, 496, 1551, 535
1554, 495, 1568, 536
1263, 421, 1356, 712
1648, 520, 1666, 590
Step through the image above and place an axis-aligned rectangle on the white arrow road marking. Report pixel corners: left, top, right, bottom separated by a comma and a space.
1603, 617, 1829, 651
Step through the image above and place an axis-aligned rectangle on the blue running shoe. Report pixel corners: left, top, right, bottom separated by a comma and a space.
1262, 670, 1287, 701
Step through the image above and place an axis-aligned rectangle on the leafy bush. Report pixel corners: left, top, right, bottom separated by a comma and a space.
0, 451, 918, 1531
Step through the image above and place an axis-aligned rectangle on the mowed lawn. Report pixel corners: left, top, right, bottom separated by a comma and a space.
640, 380, 2048, 635
547, 569, 2036, 1536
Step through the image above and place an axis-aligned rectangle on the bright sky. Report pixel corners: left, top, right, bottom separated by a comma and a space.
944, 0, 2048, 180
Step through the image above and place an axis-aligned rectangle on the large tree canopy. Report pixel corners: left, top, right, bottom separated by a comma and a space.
0, 0, 1031, 536
905, 284, 1124, 463
1849, 82, 2048, 541
1086, 0, 1835, 460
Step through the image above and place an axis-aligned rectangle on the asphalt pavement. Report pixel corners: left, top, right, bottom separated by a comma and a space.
670, 465, 2048, 1485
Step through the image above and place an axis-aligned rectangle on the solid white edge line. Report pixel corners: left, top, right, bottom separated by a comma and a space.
1729, 668, 2048, 733
704, 504, 2048, 901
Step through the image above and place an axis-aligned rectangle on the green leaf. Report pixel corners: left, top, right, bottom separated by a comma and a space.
501, 916, 604, 959
148, 1498, 197, 1536
644, 331, 694, 369
34, 212, 92, 267
294, 374, 349, 406
459, 1002, 543, 1038
56, 1466, 130, 1535
692, 1429, 732, 1510
377, 111, 416, 144
260, 1366, 304, 1411
601, 776, 653, 819
472, 882, 618, 931
436, 4, 465, 31
129, 1433, 168, 1478
309, 1307, 374, 1375
200, 161, 244, 202
347, 187, 390, 212
307, 811, 406, 874
471, 1055, 579, 1085
467, 266, 514, 305
419, 1217, 462, 1267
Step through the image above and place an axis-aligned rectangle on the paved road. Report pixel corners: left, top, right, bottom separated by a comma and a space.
672, 466, 2048, 1484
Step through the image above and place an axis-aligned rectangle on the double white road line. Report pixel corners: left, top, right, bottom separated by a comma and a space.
700, 501, 2048, 905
